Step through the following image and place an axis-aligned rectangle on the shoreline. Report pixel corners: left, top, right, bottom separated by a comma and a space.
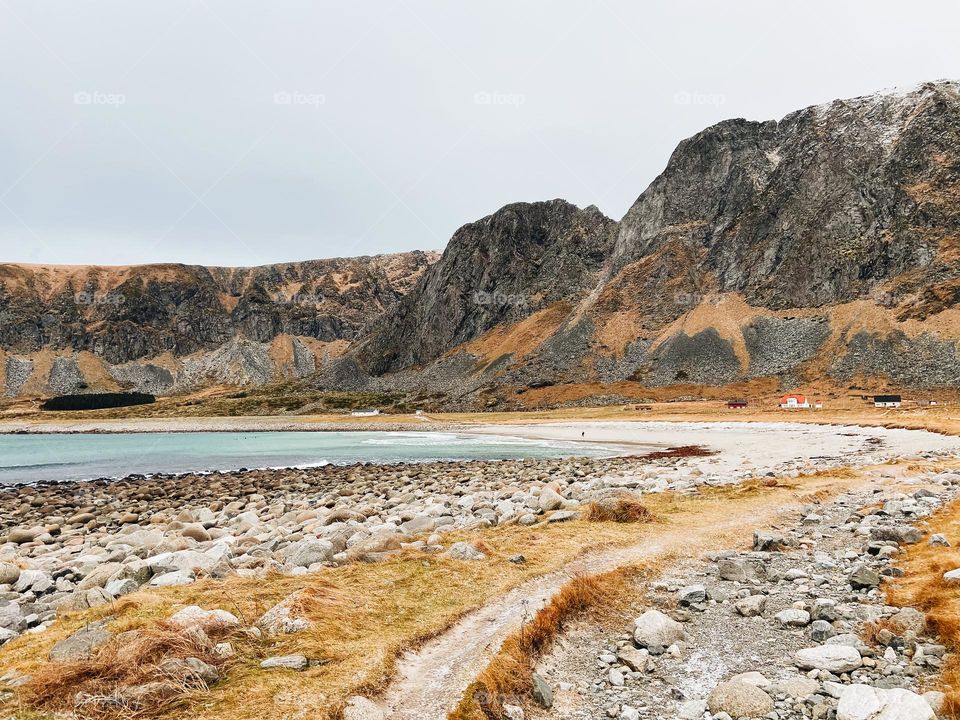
1, 419, 958, 491
0, 428, 637, 488
0, 449, 636, 492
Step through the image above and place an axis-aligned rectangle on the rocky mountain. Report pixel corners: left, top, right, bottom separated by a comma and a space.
356, 200, 617, 375
0, 252, 437, 397
4, 81, 960, 405
334, 81, 960, 404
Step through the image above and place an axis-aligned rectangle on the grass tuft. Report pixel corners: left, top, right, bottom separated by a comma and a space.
22, 619, 238, 718
583, 497, 654, 524
449, 568, 635, 720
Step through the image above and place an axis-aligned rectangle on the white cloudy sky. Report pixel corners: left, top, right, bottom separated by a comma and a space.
0, 1, 957, 266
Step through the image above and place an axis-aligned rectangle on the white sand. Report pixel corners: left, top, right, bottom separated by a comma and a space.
471, 421, 960, 477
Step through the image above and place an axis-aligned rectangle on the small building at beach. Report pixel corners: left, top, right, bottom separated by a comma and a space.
351, 408, 380, 417
779, 393, 811, 409
873, 395, 902, 408
726, 399, 748, 409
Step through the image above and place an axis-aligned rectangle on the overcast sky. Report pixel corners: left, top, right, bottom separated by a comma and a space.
0, 1, 957, 267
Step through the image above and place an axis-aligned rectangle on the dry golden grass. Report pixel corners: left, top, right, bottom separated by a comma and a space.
0, 522, 666, 720
0, 468, 868, 720
449, 568, 638, 720
24, 616, 238, 718
583, 497, 654, 524
886, 495, 960, 717
459, 303, 573, 368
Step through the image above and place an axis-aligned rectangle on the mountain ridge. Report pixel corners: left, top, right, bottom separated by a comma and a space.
3, 80, 960, 406
0, 251, 438, 397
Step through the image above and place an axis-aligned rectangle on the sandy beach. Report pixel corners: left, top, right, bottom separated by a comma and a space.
4, 414, 959, 481
471, 420, 960, 476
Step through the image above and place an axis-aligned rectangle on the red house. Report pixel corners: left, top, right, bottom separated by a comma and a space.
726, 399, 748, 409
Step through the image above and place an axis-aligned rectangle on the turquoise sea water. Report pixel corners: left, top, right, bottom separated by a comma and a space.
0, 431, 620, 485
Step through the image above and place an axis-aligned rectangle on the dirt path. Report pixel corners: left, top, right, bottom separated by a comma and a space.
376, 473, 875, 719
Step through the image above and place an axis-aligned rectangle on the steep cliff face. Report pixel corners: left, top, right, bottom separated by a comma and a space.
339, 81, 960, 399
0, 252, 436, 396
355, 200, 617, 374
608, 81, 960, 309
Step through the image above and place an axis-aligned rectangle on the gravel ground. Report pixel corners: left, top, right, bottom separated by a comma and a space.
526, 468, 958, 720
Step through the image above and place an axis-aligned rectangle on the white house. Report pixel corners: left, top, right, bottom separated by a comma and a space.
873, 395, 902, 408
351, 408, 380, 417
779, 393, 811, 409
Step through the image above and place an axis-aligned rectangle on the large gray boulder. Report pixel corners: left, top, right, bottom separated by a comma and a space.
0, 604, 26, 633
632, 609, 687, 649
76, 562, 123, 590
849, 565, 881, 589
260, 654, 308, 671
707, 681, 774, 718
538, 487, 565, 512
794, 645, 863, 673
399, 516, 437, 535
49, 620, 114, 661
531, 672, 553, 708
256, 591, 313, 635
145, 550, 218, 575
148, 570, 196, 587
14, 570, 50, 593
869, 526, 923, 545
168, 605, 241, 629
836, 684, 934, 720
718, 558, 765, 582
753, 531, 788, 552
734, 594, 767, 617
6, 527, 42, 544
0, 563, 21, 586
158, 657, 219, 685
446, 542, 486, 561
282, 538, 334, 568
